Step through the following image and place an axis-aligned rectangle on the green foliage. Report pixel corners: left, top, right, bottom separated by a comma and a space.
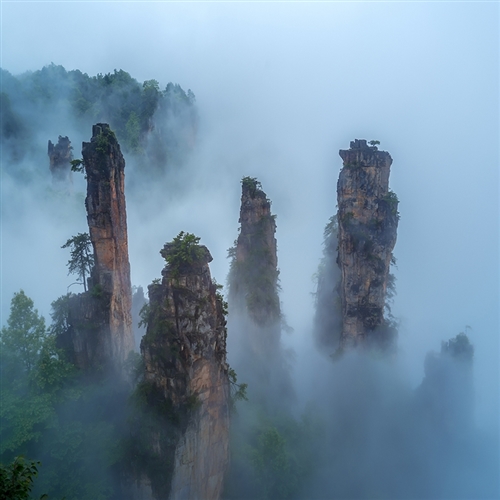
228, 368, 248, 413
369, 139, 381, 146
2, 64, 197, 178
125, 112, 141, 154
0, 291, 147, 500
0, 290, 133, 500
381, 190, 400, 219
0, 291, 75, 470
241, 176, 262, 197
0, 456, 47, 500
160, 231, 205, 277
140, 298, 176, 345
49, 294, 71, 338
213, 279, 229, 316
124, 352, 144, 385
0, 290, 47, 374
138, 302, 151, 330
141, 80, 160, 130
125, 383, 178, 499
90, 283, 103, 299
225, 409, 324, 500
251, 427, 295, 499
95, 127, 116, 158
61, 233, 94, 292
0, 92, 25, 141
323, 215, 338, 242
227, 244, 237, 260
70, 158, 84, 173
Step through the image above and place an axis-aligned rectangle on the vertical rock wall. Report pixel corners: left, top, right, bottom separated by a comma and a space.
138, 239, 230, 500
61, 124, 134, 371
337, 139, 398, 350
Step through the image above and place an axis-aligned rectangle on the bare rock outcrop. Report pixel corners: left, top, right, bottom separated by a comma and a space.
337, 139, 398, 351
133, 233, 230, 500
61, 124, 134, 371
48, 135, 73, 186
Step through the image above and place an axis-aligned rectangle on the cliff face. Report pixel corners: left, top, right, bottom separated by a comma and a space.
136, 235, 230, 500
337, 139, 398, 351
48, 135, 73, 185
62, 124, 134, 371
227, 177, 293, 406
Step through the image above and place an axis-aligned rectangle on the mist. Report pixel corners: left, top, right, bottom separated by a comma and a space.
1, 2, 498, 499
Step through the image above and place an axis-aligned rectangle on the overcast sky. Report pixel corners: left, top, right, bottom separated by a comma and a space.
1, 2, 498, 428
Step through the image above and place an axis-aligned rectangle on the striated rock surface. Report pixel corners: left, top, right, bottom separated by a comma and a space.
61, 124, 134, 371
48, 135, 73, 185
136, 234, 230, 500
337, 139, 398, 351
227, 177, 293, 406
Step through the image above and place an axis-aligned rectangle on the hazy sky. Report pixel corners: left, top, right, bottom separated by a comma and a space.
1, 2, 498, 428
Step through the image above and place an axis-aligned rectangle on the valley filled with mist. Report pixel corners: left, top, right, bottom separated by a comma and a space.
1, 3, 498, 499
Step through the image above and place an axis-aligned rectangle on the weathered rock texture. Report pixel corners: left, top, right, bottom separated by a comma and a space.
337, 139, 398, 351
135, 238, 230, 500
61, 124, 134, 371
48, 135, 73, 185
227, 177, 293, 406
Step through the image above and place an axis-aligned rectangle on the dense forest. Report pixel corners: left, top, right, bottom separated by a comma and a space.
1, 64, 197, 180
1, 65, 498, 500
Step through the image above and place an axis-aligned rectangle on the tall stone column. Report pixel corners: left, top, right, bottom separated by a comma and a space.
61, 124, 134, 372
337, 139, 398, 351
82, 123, 135, 366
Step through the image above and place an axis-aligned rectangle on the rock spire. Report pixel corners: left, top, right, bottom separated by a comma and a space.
336, 139, 398, 351
134, 233, 230, 500
61, 124, 134, 371
227, 177, 293, 406
48, 135, 72, 186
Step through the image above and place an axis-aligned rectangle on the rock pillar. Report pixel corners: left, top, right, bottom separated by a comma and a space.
48, 135, 73, 186
227, 177, 293, 406
137, 235, 230, 500
337, 139, 398, 350
61, 124, 134, 372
